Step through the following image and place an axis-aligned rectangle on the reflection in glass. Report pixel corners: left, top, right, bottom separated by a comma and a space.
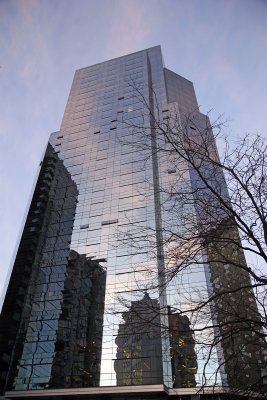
114, 293, 197, 387
1, 143, 107, 391
114, 293, 163, 385
168, 310, 197, 388
5, 143, 79, 390
50, 250, 106, 388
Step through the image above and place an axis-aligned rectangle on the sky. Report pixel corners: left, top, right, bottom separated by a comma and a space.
0, 0, 267, 302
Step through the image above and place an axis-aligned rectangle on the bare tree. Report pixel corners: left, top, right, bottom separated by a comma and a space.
113, 82, 267, 396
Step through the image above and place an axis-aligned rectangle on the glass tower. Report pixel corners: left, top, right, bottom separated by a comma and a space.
0, 46, 266, 399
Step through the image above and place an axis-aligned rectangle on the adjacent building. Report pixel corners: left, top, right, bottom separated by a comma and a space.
0, 46, 266, 399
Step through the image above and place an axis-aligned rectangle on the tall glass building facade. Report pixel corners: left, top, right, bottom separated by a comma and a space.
0, 46, 266, 399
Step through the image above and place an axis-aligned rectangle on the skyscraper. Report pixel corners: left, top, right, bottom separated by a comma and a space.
0, 46, 266, 399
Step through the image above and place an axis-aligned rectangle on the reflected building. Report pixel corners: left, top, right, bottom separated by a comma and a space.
115, 294, 197, 388
0, 143, 79, 391
115, 293, 163, 386
168, 311, 197, 388
0, 143, 106, 392
0, 46, 266, 399
50, 250, 106, 388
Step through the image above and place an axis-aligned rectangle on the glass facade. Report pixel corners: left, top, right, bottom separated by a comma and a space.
0, 46, 266, 399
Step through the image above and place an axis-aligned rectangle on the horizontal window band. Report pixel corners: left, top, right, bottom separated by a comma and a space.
115, 269, 148, 275
101, 219, 118, 225
116, 288, 145, 294
113, 356, 150, 361
80, 224, 89, 229
115, 251, 148, 258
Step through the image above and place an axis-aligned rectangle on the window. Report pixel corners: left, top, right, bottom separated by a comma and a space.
101, 219, 118, 225
80, 224, 89, 229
